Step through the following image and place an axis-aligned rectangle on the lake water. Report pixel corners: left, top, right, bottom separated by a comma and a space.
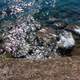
0, 0, 80, 23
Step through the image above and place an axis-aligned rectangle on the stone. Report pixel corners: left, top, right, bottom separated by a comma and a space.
53, 21, 67, 29
56, 30, 75, 56
57, 30, 75, 49
37, 27, 57, 46
0, 14, 78, 59
1, 15, 42, 58
66, 24, 80, 35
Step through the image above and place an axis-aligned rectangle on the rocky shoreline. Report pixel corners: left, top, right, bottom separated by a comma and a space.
0, 14, 80, 59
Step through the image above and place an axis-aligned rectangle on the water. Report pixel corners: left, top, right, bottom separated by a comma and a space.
55, 0, 80, 23
0, 0, 80, 23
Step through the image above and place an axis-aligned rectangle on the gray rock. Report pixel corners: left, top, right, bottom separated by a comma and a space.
0, 14, 76, 59
66, 24, 80, 35
53, 21, 67, 29
2, 15, 42, 58
37, 27, 57, 46
56, 30, 75, 56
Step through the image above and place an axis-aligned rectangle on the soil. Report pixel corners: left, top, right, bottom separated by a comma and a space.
0, 46, 79, 80
0, 56, 80, 79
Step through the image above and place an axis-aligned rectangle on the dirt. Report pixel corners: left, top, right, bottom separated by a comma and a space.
71, 46, 80, 56
0, 46, 79, 80
0, 56, 79, 80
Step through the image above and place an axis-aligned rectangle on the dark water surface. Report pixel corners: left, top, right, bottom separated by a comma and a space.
0, 0, 80, 23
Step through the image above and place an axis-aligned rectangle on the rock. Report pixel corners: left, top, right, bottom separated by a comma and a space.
56, 30, 75, 56
5, 7, 12, 16
36, 27, 60, 57
11, 5, 24, 14
37, 27, 57, 46
0, 14, 78, 59
2, 15, 42, 58
49, 17, 60, 22
53, 21, 67, 29
66, 24, 80, 35
26, 46, 52, 60
57, 30, 75, 48
0, 36, 5, 54
0, 11, 3, 16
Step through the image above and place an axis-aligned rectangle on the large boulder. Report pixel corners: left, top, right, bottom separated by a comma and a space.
2, 15, 42, 58
37, 27, 59, 57
37, 27, 57, 46
56, 30, 75, 56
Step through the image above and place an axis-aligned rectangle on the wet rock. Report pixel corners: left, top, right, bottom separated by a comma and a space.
53, 21, 67, 29
14, 43, 31, 58
66, 24, 80, 35
0, 11, 3, 16
0, 20, 15, 33
5, 7, 12, 16
49, 17, 60, 22
11, 5, 24, 14
0, 11, 7, 19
